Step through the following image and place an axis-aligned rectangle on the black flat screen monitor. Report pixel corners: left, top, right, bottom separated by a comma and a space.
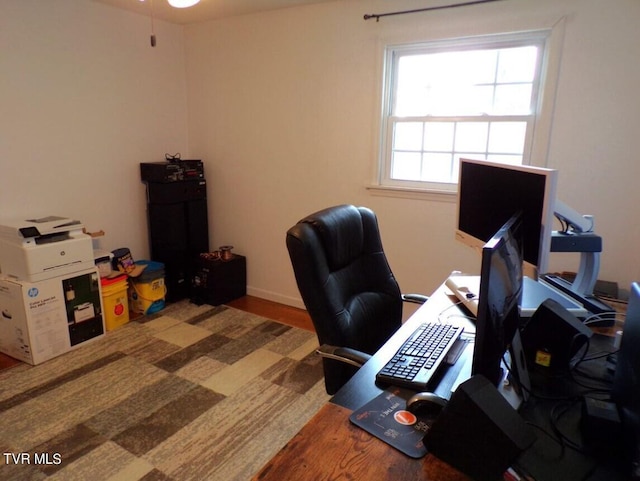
472, 212, 524, 387
456, 158, 558, 279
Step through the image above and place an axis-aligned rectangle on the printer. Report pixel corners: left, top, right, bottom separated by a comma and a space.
0, 216, 94, 282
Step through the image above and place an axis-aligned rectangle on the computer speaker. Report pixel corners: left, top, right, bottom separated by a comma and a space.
423, 375, 536, 481
521, 298, 593, 371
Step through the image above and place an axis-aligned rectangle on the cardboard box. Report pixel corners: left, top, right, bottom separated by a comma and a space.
0, 268, 105, 365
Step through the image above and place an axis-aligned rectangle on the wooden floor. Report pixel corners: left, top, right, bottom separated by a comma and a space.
0, 296, 314, 372
226, 295, 314, 332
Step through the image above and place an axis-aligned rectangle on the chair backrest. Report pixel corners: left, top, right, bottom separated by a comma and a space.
286, 204, 403, 393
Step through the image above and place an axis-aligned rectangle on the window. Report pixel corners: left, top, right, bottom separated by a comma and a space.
378, 31, 552, 193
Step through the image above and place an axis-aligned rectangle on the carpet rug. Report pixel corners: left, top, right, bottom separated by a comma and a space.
0, 301, 330, 480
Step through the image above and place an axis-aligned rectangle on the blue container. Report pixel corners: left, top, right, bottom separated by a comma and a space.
129, 261, 166, 315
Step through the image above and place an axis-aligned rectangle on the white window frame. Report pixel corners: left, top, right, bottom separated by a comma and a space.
374, 27, 562, 197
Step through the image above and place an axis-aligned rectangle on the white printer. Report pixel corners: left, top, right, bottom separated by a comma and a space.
0, 216, 94, 282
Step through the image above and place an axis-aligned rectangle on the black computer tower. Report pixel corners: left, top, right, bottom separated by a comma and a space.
141, 161, 209, 302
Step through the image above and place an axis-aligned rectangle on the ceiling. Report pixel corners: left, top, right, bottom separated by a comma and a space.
92, 0, 338, 25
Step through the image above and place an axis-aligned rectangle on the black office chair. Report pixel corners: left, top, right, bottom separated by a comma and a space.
286, 204, 428, 394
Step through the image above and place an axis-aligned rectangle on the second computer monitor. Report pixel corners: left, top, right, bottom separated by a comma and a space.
472, 212, 524, 387
456, 157, 558, 279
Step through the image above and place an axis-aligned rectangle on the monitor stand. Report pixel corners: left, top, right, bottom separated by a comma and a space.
521, 277, 587, 318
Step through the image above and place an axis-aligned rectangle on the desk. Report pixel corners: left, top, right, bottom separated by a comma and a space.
252, 284, 626, 481
330, 285, 477, 411
252, 285, 474, 481
253, 403, 470, 481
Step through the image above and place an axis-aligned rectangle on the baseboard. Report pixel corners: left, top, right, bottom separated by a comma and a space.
246, 286, 306, 310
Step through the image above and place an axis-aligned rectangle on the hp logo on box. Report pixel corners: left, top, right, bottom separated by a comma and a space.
27, 288, 39, 298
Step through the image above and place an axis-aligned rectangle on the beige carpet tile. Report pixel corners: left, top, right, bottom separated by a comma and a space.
140, 314, 185, 333
208, 379, 330, 481
168, 379, 329, 481
183, 305, 228, 326
200, 348, 283, 396
0, 362, 30, 382
194, 309, 270, 341
0, 459, 44, 480
205, 322, 292, 366
127, 337, 183, 365
173, 355, 228, 384
47, 441, 153, 481
83, 376, 201, 439
263, 325, 318, 358
32, 424, 105, 477
112, 384, 225, 457
288, 336, 320, 360
153, 333, 232, 373
144, 376, 300, 480
151, 322, 213, 348
0, 323, 150, 403
0, 356, 167, 451
138, 469, 174, 481
260, 351, 325, 395
0, 352, 126, 412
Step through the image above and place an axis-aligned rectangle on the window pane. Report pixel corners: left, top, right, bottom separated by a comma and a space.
465, 85, 494, 115
454, 123, 488, 152
488, 122, 527, 154
422, 153, 454, 183
394, 122, 423, 151
395, 57, 429, 116
391, 152, 421, 180
395, 47, 537, 117
396, 50, 498, 116
494, 84, 533, 114
497, 46, 538, 83
424, 122, 454, 151
427, 85, 494, 116
452, 153, 485, 180
456, 50, 497, 85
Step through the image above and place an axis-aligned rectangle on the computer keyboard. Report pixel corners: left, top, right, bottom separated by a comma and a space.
376, 322, 464, 391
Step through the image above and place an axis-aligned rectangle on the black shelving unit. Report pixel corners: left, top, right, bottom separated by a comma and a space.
141, 160, 209, 302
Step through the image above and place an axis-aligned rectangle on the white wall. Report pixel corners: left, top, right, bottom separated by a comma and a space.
0, 0, 188, 260
185, 0, 640, 306
2, 0, 639, 308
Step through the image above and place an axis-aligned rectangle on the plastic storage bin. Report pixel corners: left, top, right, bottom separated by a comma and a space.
129, 260, 166, 315
101, 274, 130, 330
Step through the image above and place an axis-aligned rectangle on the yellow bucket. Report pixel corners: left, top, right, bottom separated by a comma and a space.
101, 275, 130, 331
128, 261, 166, 315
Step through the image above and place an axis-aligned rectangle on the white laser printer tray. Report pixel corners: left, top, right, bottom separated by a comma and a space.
0, 216, 94, 282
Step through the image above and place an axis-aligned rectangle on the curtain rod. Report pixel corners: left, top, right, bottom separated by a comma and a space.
363, 0, 503, 22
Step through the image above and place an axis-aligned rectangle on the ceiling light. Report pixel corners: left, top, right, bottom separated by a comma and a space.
167, 0, 200, 7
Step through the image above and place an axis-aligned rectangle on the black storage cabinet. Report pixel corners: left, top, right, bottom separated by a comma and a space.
191, 255, 246, 306
141, 161, 209, 302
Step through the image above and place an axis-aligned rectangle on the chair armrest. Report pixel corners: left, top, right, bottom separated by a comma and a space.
402, 293, 429, 304
316, 344, 372, 368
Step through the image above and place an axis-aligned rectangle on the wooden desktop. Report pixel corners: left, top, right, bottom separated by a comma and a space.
252, 403, 470, 481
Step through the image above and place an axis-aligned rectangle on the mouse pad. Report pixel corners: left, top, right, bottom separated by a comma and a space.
349, 388, 438, 458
